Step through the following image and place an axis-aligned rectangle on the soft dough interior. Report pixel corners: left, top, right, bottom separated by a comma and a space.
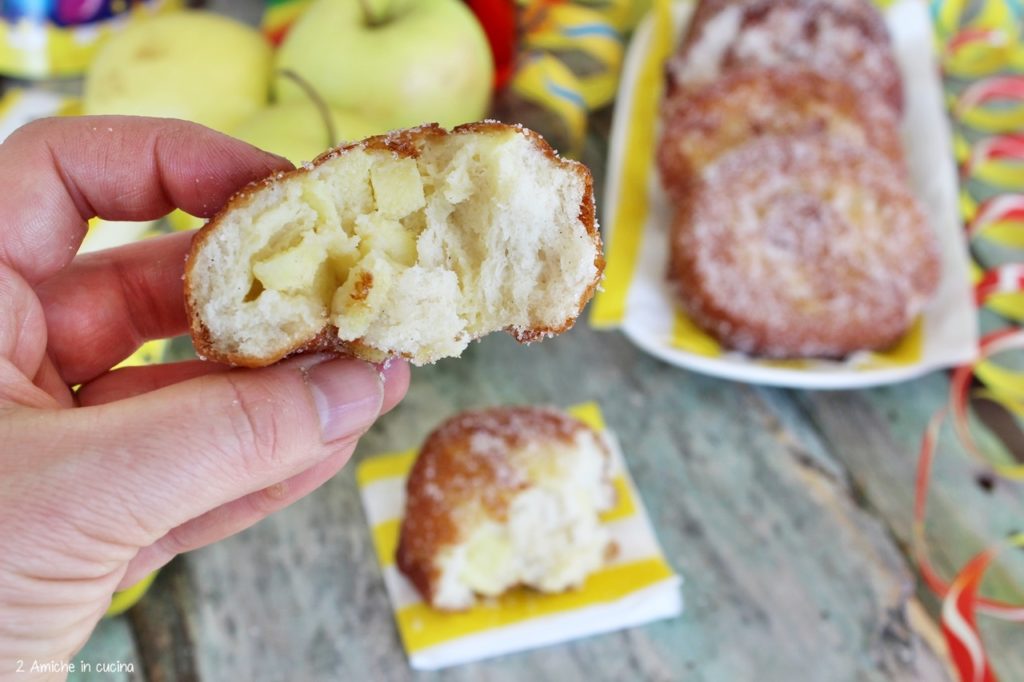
432, 428, 615, 610
189, 128, 597, 364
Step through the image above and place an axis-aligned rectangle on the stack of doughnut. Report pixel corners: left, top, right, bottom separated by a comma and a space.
658, 0, 941, 358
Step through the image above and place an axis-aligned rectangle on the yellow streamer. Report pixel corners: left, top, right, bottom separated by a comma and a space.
573, 0, 643, 33
953, 131, 971, 165
959, 104, 1024, 132
106, 571, 158, 617
524, 4, 625, 109
114, 339, 168, 370
974, 219, 1024, 247
984, 292, 1024, 320
510, 52, 588, 157
932, 0, 971, 44
975, 357, 1024, 400
961, 187, 979, 222
971, 159, 1024, 189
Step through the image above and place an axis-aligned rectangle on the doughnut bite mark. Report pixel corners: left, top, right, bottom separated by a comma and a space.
396, 407, 616, 611
669, 134, 940, 358
185, 122, 602, 367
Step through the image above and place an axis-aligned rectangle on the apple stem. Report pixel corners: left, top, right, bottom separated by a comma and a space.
277, 69, 337, 149
355, 0, 383, 27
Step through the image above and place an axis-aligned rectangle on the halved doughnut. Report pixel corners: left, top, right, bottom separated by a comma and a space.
396, 406, 616, 611
185, 122, 602, 366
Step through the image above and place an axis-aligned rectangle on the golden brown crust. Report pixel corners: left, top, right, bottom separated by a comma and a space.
459, 123, 604, 345
394, 407, 602, 607
667, 134, 940, 358
184, 122, 602, 367
657, 67, 904, 202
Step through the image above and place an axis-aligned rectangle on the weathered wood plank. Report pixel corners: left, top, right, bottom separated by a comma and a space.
172, 327, 949, 681
69, 616, 144, 682
128, 561, 201, 682
766, 381, 1024, 680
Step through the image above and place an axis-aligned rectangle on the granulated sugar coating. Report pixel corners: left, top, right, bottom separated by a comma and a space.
668, 134, 940, 358
668, 0, 902, 113
657, 67, 903, 202
396, 407, 616, 611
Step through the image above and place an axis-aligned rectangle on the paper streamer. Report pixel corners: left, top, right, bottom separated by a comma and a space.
508, 51, 589, 155
262, 0, 313, 45
928, 3, 1024, 676
912, 330, 1024, 682
967, 194, 1024, 243
941, 535, 1024, 682
572, 0, 637, 33
511, 0, 626, 156
0, 0, 181, 79
936, 0, 1024, 78
521, 2, 625, 109
956, 75, 1024, 132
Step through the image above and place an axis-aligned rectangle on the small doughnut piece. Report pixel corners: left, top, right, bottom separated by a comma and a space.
667, 0, 902, 113
396, 406, 616, 611
657, 67, 903, 200
669, 134, 940, 358
185, 122, 602, 367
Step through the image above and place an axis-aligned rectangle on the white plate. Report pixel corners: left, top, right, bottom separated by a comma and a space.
599, 0, 978, 389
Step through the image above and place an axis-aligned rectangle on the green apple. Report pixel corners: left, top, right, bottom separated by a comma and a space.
231, 100, 385, 165
274, 0, 494, 130
83, 11, 272, 132
166, 95, 386, 232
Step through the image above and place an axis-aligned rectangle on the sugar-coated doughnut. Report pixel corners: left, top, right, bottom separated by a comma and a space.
668, 0, 902, 113
657, 67, 904, 201
668, 134, 940, 358
396, 406, 616, 611
185, 122, 602, 367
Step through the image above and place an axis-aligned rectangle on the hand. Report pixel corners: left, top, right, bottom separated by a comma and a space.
0, 116, 409, 678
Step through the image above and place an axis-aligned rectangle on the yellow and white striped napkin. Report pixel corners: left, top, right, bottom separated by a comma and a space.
356, 401, 683, 671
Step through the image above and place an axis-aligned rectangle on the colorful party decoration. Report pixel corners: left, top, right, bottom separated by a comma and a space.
919, 2, 1024, 679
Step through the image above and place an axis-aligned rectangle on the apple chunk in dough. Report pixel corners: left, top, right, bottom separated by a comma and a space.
185, 124, 602, 366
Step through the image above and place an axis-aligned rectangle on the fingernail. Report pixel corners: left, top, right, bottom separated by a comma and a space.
305, 360, 383, 442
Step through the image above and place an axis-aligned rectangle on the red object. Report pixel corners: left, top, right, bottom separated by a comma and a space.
942, 549, 999, 682
465, 0, 519, 90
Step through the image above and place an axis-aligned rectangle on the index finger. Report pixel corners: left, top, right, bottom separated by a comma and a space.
0, 115, 292, 285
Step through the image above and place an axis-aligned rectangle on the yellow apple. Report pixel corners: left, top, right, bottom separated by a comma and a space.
165, 99, 385, 233
83, 11, 272, 132
230, 101, 386, 165
274, 0, 494, 130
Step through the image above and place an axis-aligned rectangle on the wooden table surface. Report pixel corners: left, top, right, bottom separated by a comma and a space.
72, 318, 1024, 681
45, 1, 1022, 680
